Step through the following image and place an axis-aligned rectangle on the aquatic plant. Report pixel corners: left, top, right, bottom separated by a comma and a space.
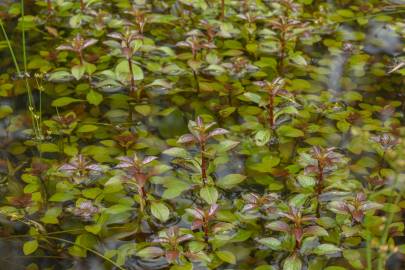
0, 0, 404, 270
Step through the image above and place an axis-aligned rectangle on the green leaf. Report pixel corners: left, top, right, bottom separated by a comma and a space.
255, 130, 271, 146
47, 70, 73, 82
76, 124, 99, 133
135, 105, 152, 116
244, 92, 262, 104
200, 186, 218, 205
137, 246, 164, 259
297, 175, 315, 188
313, 244, 341, 255
163, 147, 190, 159
105, 204, 132, 214
217, 174, 246, 189
38, 143, 59, 153
258, 237, 282, 250
283, 254, 302, 270
0, 105, 13, 119
277, 126, 304, 137
23, 240, 38, 255
86, 89, 103, 106
162, 180, 189, 199
51, 97, 82, 107
216, 250, 236, 264
71, 65, 85, 80
49, 192, 75, 202
85, 224, 102, 235
151, 202, 170, 222
290, 54, 307, 66
40, 207, 62, 224
115, 60, 144, 82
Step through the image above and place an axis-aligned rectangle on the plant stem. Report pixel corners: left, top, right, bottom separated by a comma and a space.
47, 0, 52, 13
0, 21, 20, 74
193, 70, 200, 94
203, 223, 209, 243
315, 161, 324, 218
377, 193, 401, 270
268, 90, 274, 129
80, 0, 85, 11
220, 0, 225, 20
201, 142, 207, 185
127, 58, 136, 95
278, 28, 286, 76
366, 232, 372, 270
21, 0, 42, 140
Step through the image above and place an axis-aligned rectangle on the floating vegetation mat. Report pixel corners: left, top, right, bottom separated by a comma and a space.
0, 0, 404, 270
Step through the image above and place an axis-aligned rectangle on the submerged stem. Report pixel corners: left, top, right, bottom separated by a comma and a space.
201, 142, 207, 186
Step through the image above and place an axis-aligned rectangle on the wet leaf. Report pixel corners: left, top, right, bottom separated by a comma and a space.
151, 202, 170, 222
216, 250, 236, 264
217, 174, 246, 189
23, 240, 38, 255
200, 186, 218, 205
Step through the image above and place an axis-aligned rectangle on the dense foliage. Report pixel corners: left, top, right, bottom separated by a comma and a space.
0, 0, 404, 270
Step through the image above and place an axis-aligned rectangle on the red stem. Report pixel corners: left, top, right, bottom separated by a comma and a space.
220, 0, 225, 20
201, 142, 207, 185
203, 222, 209, 243
278, 29, 286, 75
47, 0, 52, 13
127, 58, 136, 95
78, 51, 84, 65
315, 161, 324, 217
268, 90, 274, 129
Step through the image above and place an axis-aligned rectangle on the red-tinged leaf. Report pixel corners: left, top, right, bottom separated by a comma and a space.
304, 225, 329, 237
166, 250, 180, 262
266, 221, 290, 232
208, 128, 229, 138
115, 162, 132, 168
242, 204, 257, 212
360, 202, 383, 211
177, 134, 195, 144
212, 222, 234, 233
56, 45, 74, 51
208, 204, 219, 216
201, 42, 216, 49
196, 116, 203, 127
186, 208, 205, 220
352, 210, 364, 223
107, 32, 123, 39
137, 246, 165, 258
143, 156, 158, 165
243, 193, 260, 204
167, 226, 179, 238
177, 234, 193, 243
85, 164, 103, 171
304, 165, 318, 174
59, 164, 76, 171
152, 237, 169, 244
83, 38, 98, 49
191, 219, 204, 230
176, 41, 191, 47
293, 227, 303, 242
329, 201, 349, 214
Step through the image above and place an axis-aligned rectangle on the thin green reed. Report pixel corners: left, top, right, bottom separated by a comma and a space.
21, 0, 42, 141
0, 1, 42, 142
0, 20, 20, 74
